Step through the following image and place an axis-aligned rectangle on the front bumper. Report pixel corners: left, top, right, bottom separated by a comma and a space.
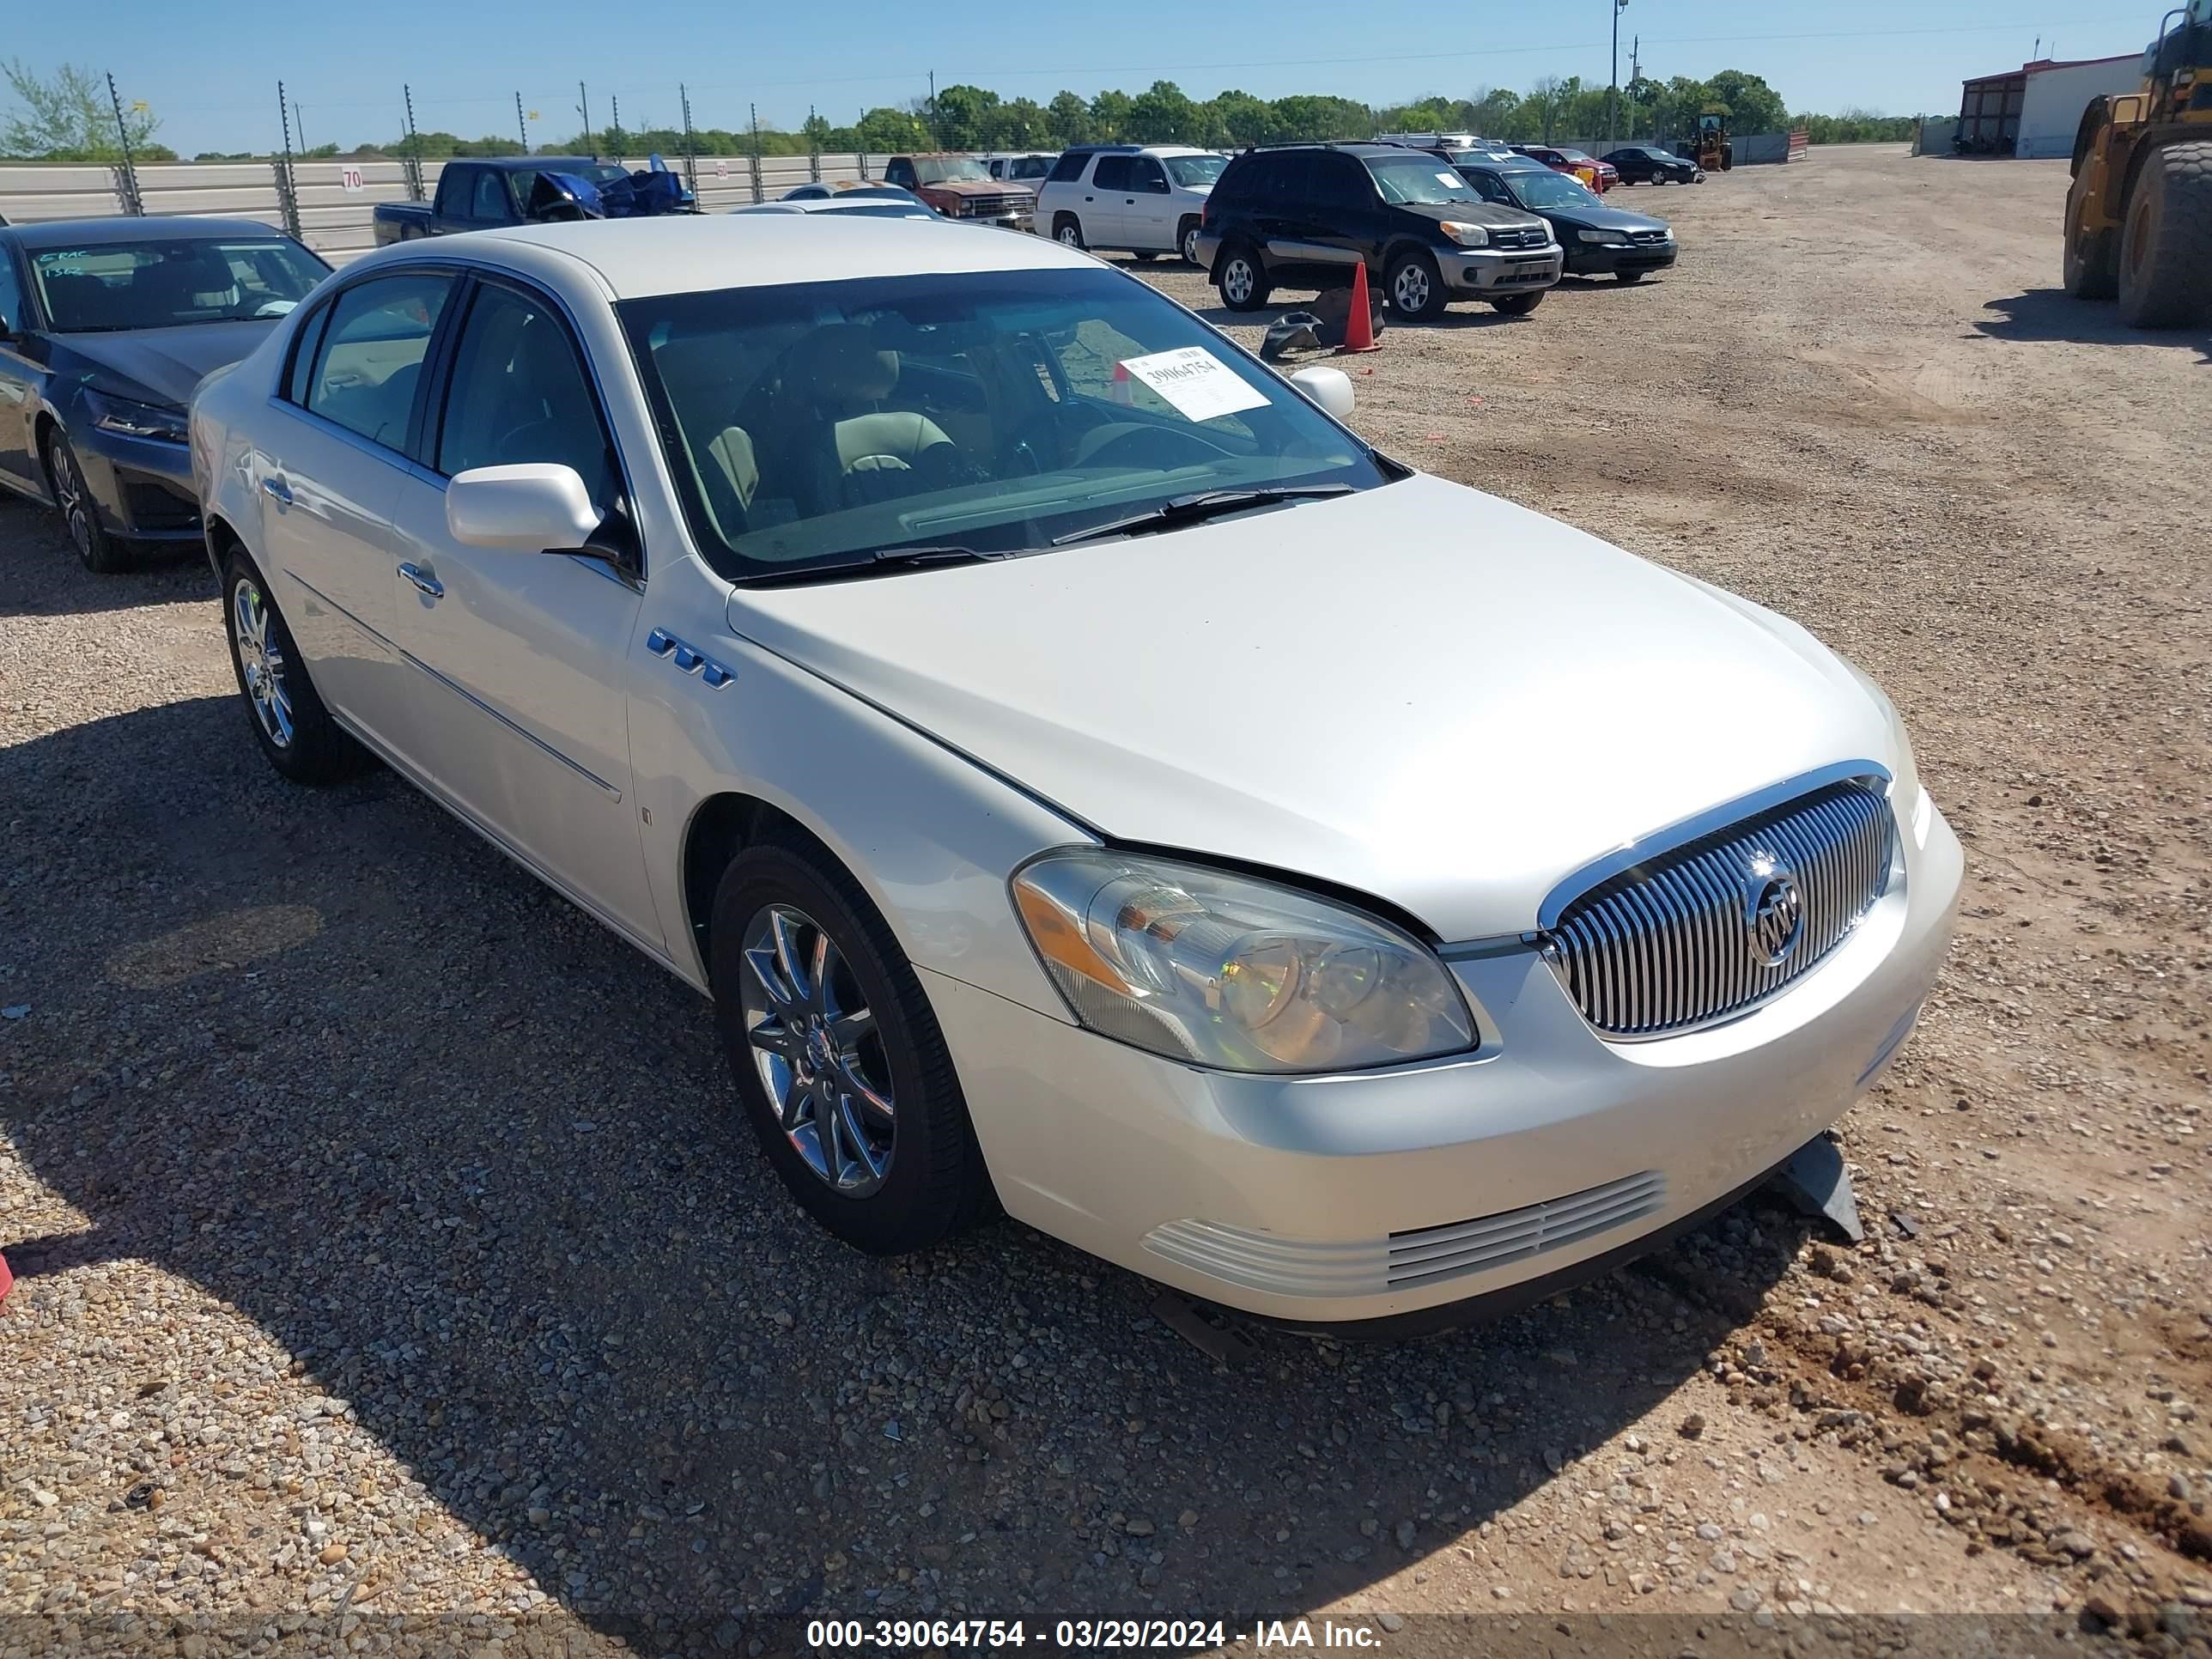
1439, 245, 1564, 293
1193, 228, 1224, 272
1565, 240, 1678, 275
931, 800, 1962, 1326
75, 422, 202, 543
962, 210, 1035, 234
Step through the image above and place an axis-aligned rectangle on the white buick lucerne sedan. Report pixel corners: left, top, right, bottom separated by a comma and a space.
189, 215, 1960, 1328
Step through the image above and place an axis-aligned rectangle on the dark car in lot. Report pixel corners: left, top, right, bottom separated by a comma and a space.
1451, 157, 1679, 282
1194, 143, 1561, 321
373, 156, 694, 245
0, 216, 330, 571
1601, 144, 1705, 185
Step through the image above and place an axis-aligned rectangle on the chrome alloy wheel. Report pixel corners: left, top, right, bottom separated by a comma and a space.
1181, 223, 1200, 264
1393, 261, 1431, 314
1056, 222, 1083, 247
231, 576, 295, 749
738, 903, 896, 1195
1221, 256, 1255, 305
50, 442, 95, 562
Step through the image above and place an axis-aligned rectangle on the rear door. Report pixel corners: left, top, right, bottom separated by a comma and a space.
1085, 155, 1133, 245
380, 271, 660, 946
1307, 152, 1385, 276
252, 268, 457, 752
1124, 154, 1177, 250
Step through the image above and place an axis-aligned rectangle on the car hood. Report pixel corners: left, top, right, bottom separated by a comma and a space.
725, 474, 1894, 942
1529, 199, 1672, 234
922, 179, 1031, 198
49, 320, 281, 410
1397, 200, 1547, 234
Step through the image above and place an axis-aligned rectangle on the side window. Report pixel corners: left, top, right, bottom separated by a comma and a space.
1267, 153, 1315, 204
1091, 155, 1133, 191
1132, 156, 1169, 193
303, 271, 454, 450
470, 170, 512, 222
1465, 170, 1512, 204
436, 283, 617, 511
885, 159, 915, 187
432, 168, 462, 216
283, 301, 331, 403
0, 249, 23, 333
1315, 155, 1370, 210
1047, 151, 1088, 183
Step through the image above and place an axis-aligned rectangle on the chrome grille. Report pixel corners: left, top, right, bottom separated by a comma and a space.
1387, 1170, 1665, 1289
1544, 780, 1894, 1038
1629, 228, 1670, 244
1492, 225, 1548, 249
959, 192, 1028, 218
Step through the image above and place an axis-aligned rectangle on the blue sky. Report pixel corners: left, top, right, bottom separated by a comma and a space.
13, 0, 2148, 154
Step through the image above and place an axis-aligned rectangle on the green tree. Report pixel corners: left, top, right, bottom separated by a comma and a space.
932, 83, 1000, 150
1471, 86, 1526, 140
1206, 88, 1273, 147
988, 97, 1050, 148
2, 59, 164, 161
854, 105, 929, 153
1705, 69, 1788, 135
1523, 75, 1580, 143
1089, 88, 1133, 141
1127, 80, 1196, 143
1044, 91, 1094, 146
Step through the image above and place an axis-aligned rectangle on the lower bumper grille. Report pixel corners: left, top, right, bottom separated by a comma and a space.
1387, 1170, 1665, 1289
1544, 778, 1895, 1038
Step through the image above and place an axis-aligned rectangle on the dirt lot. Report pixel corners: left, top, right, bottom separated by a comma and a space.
3, 146, 2208, 1655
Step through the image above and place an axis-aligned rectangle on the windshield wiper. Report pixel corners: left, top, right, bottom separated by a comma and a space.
738, 544, 1014, 588
1051, 484, 1354, 547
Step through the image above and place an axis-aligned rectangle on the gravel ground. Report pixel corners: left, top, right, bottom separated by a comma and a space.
3, 146, 2208, 1656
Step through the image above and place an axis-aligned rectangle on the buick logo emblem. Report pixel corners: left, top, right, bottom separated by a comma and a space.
1741, 854, 1804, 969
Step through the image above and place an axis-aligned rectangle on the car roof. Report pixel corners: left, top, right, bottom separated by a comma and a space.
457, 155, 606, 171
426, 211, 1097, 299
6, 216, 305, 250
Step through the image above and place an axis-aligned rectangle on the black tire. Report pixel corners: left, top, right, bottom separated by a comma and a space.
2117, 140, 2212, 329
221, 546, 372, 784
709, 839, 994, 1255
1177, 217, 1202, 265
2063, 161, 2118, 301
1052, 213, 1086, 252
1617, 268, 1645, 284
1491, 289, 1546, 315
45, 430, 131, 574
1384, 249, 1445, 322
1215, 241, 1272, 312
1130, 249, 1156, 262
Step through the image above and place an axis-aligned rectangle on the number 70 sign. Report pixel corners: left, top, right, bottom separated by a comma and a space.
339, 166, 364, 192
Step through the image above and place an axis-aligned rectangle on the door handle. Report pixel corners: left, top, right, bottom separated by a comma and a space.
398, 562, 443, 599
261, 476, 293, 507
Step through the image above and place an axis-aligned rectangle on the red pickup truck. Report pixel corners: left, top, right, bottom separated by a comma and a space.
880, 155, 1036, 232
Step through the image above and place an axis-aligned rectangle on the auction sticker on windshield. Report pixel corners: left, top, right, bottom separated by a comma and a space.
1116, 347, 1269, 423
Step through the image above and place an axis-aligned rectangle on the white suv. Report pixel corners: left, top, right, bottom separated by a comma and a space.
1035, 144, 1228, 264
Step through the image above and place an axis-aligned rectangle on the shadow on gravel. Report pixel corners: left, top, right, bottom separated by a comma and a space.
1189, 301, 1532, 332
0, 694, 1809, 1653
0, 503, 216, 617
1976, 290, 2212, 361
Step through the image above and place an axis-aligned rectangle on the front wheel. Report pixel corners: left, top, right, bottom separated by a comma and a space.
222, 549, 372, 783
1616, 268, 1645, 284
2063, 164, 2118, 300
1052, 213, 1086, 251
46, 432, 129, 574
1491, 289, 1546, 315
1385, 250, 1445, 322
1216, 243, 1272, 312
2116, 140, 2212, 329
710, 841, 994, 1254
1129, 249, 1156, 262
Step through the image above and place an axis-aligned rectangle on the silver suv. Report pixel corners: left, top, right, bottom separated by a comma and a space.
1035, 144, 1228, 264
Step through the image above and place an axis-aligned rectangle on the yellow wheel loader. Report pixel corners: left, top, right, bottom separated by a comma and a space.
2064, 0, 2212, 327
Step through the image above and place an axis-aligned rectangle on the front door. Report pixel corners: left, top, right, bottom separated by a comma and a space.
382, 275, 661, 948
254, 268, 456, 754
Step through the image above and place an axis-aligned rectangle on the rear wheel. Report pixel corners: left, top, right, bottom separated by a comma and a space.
2117, 140, 2212, 329
2063, 161, 2118, 300
1385, 250, 1444, 322
1216, 242, 1271, 312
222, 547, 372, 784
1178, 217, 1202, 265
1129, 249, 1156, 262
709, 840, 993, 1254
1052, 213, 1085, 251
1491, 289, 1546, 315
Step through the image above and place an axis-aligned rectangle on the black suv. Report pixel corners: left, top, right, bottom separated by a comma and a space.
1194, 143, 1562, 321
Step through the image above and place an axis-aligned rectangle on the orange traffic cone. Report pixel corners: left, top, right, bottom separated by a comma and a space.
1110, 360, 1133, 404
1338, 260, 1380, 355
0, 1250, 12, 1306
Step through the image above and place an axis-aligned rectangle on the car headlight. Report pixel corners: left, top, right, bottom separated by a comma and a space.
1437, 222, 1490, 247
87, 391, 188, 445
1577, 228, 1626, 245
1012, 850, 1477, 1074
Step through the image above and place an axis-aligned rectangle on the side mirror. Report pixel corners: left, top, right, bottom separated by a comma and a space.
1287, 365, 1355, 422
446, 464, 602, 551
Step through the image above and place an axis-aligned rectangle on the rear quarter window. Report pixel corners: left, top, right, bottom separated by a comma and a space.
1047, 151, 1090, 183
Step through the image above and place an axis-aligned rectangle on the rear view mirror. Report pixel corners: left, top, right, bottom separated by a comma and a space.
446, 464, 602, 551
1287, 365, 1356, 421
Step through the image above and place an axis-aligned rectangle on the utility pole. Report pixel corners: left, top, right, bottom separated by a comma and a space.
1629, 35, 1641, 140
678, 82, 697, 191
1609, 0, 1629, 148
928, 70, 938, 149
579, 81, 595, 161
275, 80, 301, 239
106, 71, 143, 215
516, 92, 529, 152
611, 94, 622, 165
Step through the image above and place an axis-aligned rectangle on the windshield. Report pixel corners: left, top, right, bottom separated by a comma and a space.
31, 238, 329, 332
1556, 149, 1597, 165
1504, 168, 1600, 209
1164, 154, 1226, 187
620, 266, 1384, 582
1364, 155, 1480, 205
913, 158, 990, 184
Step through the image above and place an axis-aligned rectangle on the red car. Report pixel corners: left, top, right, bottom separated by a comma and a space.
1511, 145, 1619, 192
